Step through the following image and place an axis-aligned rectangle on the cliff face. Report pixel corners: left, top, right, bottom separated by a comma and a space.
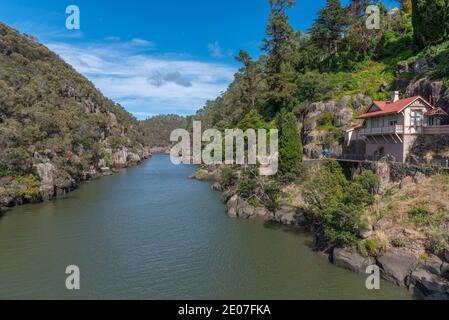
0, 23, 150, 209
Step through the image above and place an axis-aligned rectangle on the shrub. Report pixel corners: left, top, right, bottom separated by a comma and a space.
426, 236, 447, 256
353, 170, 380, 195
358, 239, 386, 258
220, 167, 236, 189
391, 236, 406, 248
316, 112, 334, 128
0, 147, 34, 177
410, 205, 441, 226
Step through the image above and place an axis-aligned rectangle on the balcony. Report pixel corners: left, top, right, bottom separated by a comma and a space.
359, 125, 405, 136
359, 124, 449, 136
423, 124, 449, 134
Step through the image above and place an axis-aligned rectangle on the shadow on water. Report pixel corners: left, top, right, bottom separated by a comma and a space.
263, 220, 317, 249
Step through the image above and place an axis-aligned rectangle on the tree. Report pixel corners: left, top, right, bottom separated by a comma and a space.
412, 0, 449, 48
276, 109, 302, 175
235, 50, 263, 112
262, 0, 298, 116
309, 0, 351, 68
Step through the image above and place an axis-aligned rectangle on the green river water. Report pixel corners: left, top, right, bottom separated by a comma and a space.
0, 155, 412, 299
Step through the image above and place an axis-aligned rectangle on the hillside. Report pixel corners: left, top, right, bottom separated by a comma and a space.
141, 115, 187, 149
0, 22, 150, 211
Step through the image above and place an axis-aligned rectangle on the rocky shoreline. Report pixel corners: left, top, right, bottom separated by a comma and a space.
191, 165, 449, 300
0, 147, 152, 215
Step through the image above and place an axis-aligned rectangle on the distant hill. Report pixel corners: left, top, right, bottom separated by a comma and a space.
0, 22, 150, 209
141, 115, 187, 148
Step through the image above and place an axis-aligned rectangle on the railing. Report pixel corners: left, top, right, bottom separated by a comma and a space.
332, 154, 449, 169
359, 125, 449, 136
423, 125, 449, 134
358, 125, 404, 136
334, 154, 397, 162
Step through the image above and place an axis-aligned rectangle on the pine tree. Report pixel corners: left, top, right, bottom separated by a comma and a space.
309, 0, 350, 68
235, 50, 262, 112
412, 0, 449, 48
276, 109, 302, 175
262, 0, 298, 116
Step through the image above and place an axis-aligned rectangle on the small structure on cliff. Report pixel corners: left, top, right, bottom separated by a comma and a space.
344, 92, 449, 163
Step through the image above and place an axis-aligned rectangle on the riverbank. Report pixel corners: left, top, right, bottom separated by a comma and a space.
191, 163, 449, 300
0, 147, 152, 215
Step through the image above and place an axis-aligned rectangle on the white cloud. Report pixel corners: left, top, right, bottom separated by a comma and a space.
46, 41, 236, 119
208, 41, 233, 59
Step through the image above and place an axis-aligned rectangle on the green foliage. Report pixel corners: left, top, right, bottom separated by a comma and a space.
141, 115, 187, 148
358, 239, 386, 258
391, 236, 406, 248
262, 0, 298, 115
412, 0, 449, 49
238, 109, 270, 132
220, 167, 236, 189
305, 161, 378, 246
426, 235, 447, 256
309, 0, 351, 69
0, 147, 33, 177
237, 167, 280, 212
276, 109, 302, 176
316, 111, 334, 129
409, 205, 443, 226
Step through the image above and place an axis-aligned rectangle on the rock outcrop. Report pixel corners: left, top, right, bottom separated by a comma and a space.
332, 247, 376, 274
376, 248, 419, 287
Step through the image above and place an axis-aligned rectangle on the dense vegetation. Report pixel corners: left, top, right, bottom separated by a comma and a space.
141, 115, 187, 148
0, 22, 148, 206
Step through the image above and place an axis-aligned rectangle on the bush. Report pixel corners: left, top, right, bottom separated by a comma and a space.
410, 205, 442, 226
220, 167, 236, 188
353, 170, 380, 195
391, 236, 406, 248
0, 147, 34, 177
358, 239, 386, 258
316, 112, 334, 129
426, 236, 447, 256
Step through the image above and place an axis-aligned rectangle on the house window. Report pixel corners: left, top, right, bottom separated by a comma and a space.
390, 120, 397, 126
372, 118, 379, 128
428, 117, 441, 126
411, 110, 423, 126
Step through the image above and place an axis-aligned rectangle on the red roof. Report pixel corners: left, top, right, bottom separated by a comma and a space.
357, 96, 423, 119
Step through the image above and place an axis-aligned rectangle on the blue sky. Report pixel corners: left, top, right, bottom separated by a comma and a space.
0, 0, 398, 119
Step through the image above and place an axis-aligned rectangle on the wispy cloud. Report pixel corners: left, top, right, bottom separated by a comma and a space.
46, 40, 236, 119
208, 41, 233, 59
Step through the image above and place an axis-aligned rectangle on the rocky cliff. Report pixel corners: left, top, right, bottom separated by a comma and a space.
0, 23, 150, 211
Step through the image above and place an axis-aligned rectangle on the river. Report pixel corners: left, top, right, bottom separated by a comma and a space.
0, 155, 412, 299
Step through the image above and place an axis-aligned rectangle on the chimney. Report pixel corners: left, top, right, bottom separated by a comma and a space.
391, 91, 400, 103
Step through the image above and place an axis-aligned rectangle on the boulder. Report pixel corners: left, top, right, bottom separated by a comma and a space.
423, 255, 444, 276
377, 249, 419, 287
272, 203, 299, 226
34, 163, 55, 200
226, 195, 239, 218
373, 160, 390, 192
304, 144, 323, 159
113, 148, 129, 168
226, 195, 267, 219
334, 107, 353, 127
412, 58, 434, 75
396, 60, 410, 75
333, 247, 376, 274
408, 269, 449, 299
352, 94, 372, 113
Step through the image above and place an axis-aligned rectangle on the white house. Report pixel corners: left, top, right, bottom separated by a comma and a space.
344, 92, 449, 163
